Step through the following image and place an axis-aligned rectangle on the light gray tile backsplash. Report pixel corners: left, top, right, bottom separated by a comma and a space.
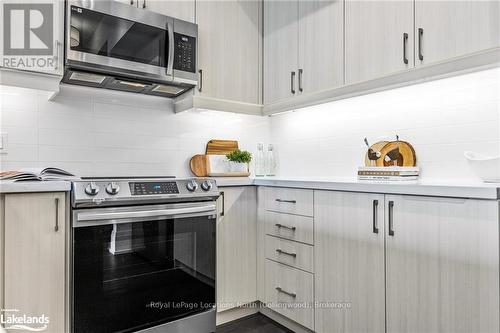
1, 68, 499, 181
0, 85, 270, 177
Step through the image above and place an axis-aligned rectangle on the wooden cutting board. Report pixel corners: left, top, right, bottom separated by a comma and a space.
377, 141, 417, 167
189, 154, 210, 177
206, 140, 239, 155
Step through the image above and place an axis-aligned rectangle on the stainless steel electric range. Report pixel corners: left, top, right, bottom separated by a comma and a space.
70, 177, 218, 333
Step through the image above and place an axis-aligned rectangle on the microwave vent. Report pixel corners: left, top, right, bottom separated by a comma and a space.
69, 72, 106, 84
152, 85, 185, 95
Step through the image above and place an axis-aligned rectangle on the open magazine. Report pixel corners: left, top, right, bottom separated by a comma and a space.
0, 168, 80, 181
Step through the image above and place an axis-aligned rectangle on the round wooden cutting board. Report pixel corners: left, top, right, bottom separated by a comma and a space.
377, 141, 417, 167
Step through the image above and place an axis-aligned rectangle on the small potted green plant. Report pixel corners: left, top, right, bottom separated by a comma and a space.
226, 149, 252, 173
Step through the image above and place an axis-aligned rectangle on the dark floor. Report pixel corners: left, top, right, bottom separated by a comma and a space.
217, 313, 294, 333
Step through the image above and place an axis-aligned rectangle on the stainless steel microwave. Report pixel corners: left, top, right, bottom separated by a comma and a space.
63, 0, 197, 98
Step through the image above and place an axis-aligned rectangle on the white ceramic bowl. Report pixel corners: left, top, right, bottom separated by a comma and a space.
464, 151, 500, 183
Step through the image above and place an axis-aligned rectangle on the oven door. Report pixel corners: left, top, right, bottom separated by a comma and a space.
66, 0, 174, 82
72, 202, 216, 333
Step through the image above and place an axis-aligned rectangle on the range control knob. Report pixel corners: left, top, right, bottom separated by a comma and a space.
85, 182, 100, 196
201, 180, 213, 191
106, 182, 120, 195
186, 180, 198, 192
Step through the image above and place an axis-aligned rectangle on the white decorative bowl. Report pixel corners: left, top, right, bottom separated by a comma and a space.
464, 151, 500, 183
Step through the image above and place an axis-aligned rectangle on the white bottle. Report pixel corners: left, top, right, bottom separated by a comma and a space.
255, 143, 266, 177
266, 144, 276, 176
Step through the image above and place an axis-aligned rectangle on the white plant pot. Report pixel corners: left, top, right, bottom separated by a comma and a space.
228, 161, 248, 173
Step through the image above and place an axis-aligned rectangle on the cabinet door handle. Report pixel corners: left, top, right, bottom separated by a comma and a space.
275, 286, 296, 298
418, 28, 424, 61
275, 199, 296, 204
220, 191, 225, 217
290, 71, 296, 94
198, 69, 203, 92
142, 0, 146, 8
276, 249, 297, 258
298, 68, 303, 92
130, 0, 134, 5
275, 223, 296, 231
372, 199, 379, 234
388, 201, 395, 236
403, 33, 409, 65
54, 197, 60, 232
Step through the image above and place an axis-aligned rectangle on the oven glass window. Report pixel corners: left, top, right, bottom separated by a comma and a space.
70, 6, 167, 67
73, 215, 215, 333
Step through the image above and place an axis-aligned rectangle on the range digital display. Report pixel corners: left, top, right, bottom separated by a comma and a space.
130, 182, 179, 195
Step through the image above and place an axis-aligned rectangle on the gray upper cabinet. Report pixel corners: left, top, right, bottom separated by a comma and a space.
264, 0, 343, 105
196, 0, 262, 105
145, 0, 195, 23
263, 0, 298, 104
385, 195, 500, 333
298, 0, 344, 95
415, 0, 500, 67
345, 0, 414, 84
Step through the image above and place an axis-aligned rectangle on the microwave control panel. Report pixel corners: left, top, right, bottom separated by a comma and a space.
130, 182, 179, 195
173, 33, 196, 73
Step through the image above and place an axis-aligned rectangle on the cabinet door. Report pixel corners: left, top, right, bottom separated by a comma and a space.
263, 0, 298, 104
216, 187, 257, 312
0, 0, 64, 75
415, 0, 500, 66
385, 195, 499, 333
145, 0, 195, 23
345, 0, 414, 84
298, 0, 343, 94
4, 192, 66, 333
196, 0, 261, 104
314, 191, 385, 333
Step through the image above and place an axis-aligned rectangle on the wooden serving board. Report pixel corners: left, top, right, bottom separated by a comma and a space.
189, 154, 209, 177
206, 139, 239, 155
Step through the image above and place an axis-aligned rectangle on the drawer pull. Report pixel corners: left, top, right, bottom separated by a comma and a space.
276, 286, 296, 298
275, 199, 297, 204
275, 248, 297, 258
275, 223, 296, 231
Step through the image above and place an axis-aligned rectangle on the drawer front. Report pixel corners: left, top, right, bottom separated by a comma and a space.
264, 260, 314, 330
264, 210, 314, 245
264, 187, 314, 217
265, 235, 314, 273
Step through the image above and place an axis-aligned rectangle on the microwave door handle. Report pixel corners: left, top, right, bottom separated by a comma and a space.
167, 21, 174, 76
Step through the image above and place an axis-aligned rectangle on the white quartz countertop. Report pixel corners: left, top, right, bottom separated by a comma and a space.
1, 177, 498, 199
0, 180, 72, 193
216, 177, 500, 200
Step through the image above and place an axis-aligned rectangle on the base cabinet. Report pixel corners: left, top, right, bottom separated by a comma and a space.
385, 195, 500, 333
216, 186, 257, 312
314, 190, 500, 333
2, 192, 66, 333
314, 191, 385, 333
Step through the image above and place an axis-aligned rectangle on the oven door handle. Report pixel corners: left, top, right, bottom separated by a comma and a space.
76, 203, 216, 222
167, 20, 174, 76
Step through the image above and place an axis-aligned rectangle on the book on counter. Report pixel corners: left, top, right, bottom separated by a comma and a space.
358, 166, 420, 181
0, 167, 80, 182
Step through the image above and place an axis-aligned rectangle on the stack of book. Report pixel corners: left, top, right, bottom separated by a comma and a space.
358, 166, 420, 181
